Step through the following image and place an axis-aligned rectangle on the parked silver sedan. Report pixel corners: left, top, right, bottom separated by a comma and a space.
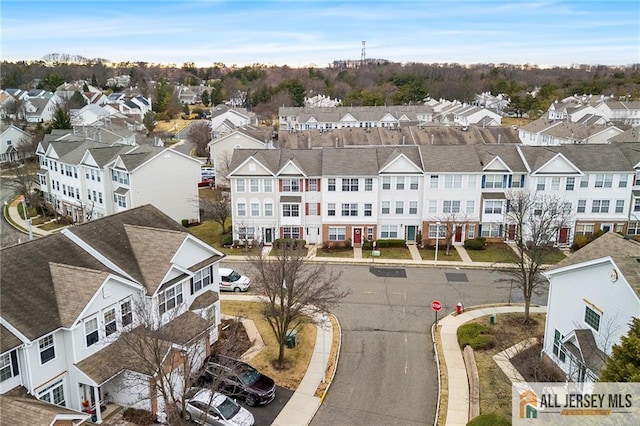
179, 388, 254, 426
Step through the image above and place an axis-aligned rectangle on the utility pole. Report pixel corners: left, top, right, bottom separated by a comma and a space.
361, 41, 366, 67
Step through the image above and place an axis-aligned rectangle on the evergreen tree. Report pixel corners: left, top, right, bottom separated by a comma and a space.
49, 102, 71, 130
599, 318, 640, 382
201, 89, 210, 107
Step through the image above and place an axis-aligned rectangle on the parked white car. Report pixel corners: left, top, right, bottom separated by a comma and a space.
179, 388, 254, 426
219, 268, 251, 292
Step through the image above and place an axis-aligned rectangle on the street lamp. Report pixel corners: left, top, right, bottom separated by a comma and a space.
434, 222, 441, 266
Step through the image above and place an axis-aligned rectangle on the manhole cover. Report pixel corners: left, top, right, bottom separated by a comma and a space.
369, 267, 407, 278
445, 272, 468, 282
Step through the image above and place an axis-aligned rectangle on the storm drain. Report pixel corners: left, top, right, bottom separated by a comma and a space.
369, 267, 407, 278
445, 272, 469, 282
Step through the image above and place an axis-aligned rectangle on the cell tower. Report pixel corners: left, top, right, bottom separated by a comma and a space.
361, 40, 366, 67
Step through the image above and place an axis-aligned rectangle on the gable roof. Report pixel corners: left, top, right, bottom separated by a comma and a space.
548, 232, 640, 296
0, 205, 223, 341
0, 394, 89, 425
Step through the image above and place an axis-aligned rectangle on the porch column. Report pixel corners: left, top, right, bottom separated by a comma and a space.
92, 386, 102, 423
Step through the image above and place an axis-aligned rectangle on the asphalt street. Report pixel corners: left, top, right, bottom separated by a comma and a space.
0, 176, 26, 247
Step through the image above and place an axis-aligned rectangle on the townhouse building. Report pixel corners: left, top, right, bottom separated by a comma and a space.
226, 143, 640, 248
36, 138, 202, 224
0, 124, 32, 164
0, 205, 224, 422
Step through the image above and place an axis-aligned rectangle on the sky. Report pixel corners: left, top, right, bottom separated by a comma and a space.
1, 0, 639, 68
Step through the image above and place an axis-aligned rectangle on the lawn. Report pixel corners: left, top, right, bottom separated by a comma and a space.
466, 243, 520, 263
420, 247, 463, 262
315, 247, 353, 258
535, 248, 568, 265
465, 313, 546, 420
221, 300, 316, 390
362, 246, 412, 259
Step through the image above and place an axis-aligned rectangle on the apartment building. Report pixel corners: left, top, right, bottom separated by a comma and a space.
36, 139, 202, 224
226, 143, 640, 247
0, 206, 224, 422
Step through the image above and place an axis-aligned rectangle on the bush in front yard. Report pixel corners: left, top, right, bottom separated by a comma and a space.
375, 239, 406, 248
122, 407, 154, 425
467, 413, 511, 426
464, 237, 486, 250
457, 322, 494, 350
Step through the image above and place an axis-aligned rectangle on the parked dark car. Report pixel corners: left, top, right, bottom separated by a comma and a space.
196, 355, 276, 407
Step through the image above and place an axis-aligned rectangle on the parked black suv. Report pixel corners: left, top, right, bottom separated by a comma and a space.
196, 354, 276, 407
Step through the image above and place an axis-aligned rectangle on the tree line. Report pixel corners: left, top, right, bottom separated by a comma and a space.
2, 58, 639, 122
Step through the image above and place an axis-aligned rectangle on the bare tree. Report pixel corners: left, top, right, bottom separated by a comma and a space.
430, 212, 471, 256
213, 150, 234, 189
188, 121, 211, 157
4, 164, 41, 212
199, 189, 231, 233
248, 242, 348, 367
498, 190, 573, 323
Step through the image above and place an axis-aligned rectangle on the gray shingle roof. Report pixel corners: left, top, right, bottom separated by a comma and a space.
0, 394, 89, 425
519, 144, 634, 172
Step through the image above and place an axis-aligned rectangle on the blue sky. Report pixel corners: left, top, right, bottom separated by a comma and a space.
2, 1, 638, 68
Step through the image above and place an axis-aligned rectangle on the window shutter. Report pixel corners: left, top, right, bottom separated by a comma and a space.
520, 175, 525, 187
317, 202, 321, 213
299, 227, 303, 237
503, 175, 508, 187
499, 224, 503, 236
481, 175, 486, 188
317, 179, 321, 192
305, 203, 309, 215
508, 175, 513, 187
279, 180, 283, 191
299, 178, 303, 191
190, 278, 195, 295
478, 224, 482, 234
305, 179, 309, 191
10, 350, 19, 376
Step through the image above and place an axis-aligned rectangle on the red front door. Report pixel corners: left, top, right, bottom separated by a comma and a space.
454, 226, 463, 243
559, 227, 569, 244
354, 228, 362, 244
508, 224, 516, 240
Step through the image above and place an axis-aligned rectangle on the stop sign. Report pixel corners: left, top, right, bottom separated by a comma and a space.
431, 300, 442, 312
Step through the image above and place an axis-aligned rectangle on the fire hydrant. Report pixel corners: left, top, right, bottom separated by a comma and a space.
456, 303, 464, 315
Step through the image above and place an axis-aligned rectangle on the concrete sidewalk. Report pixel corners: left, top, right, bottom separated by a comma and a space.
5, 195, 53, 238
438, 305, 547, 426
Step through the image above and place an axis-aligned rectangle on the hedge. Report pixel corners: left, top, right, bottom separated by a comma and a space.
457, 322, 494, 350
274, 238, 307, 250
464, 237, 486, 250
375, 239, 406, 248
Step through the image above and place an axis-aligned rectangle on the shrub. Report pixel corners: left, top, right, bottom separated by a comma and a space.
375, 239, 406, 248
122, 408, 154, 425
181, 219, 189, 227
221, 233, 233, 246
457, 322, 494, 350
362, 240, 373, 250
464, 237, 486, 250
274, 238, 306, 250
467, 413, 511, 426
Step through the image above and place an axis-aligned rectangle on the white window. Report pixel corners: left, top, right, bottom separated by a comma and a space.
365, 178, 373, 191
396, 177, 405, 190
193, 266, 211, 293
263, 180, 273, 192
484, 175, 503, 189
308, 179, 318, 191
619, 174, 628, 188
395, 201, 404, 214
484, 200, 502, 214
428, 224, 446, 238
237, 202, 246, 216
282, 204, 299, 217
430, 175, 439, 188
120, 299, 132, 327
364, 203, 373, 216
382, 176, 391, 190
329, 227, 346, 241
627, 221, 640, 235
328, 178, 336, 191
308, 203, 318, 215
264, 202, 273, 216
113, 194, 127, 208
591, 200, 609, 213
250, 179, 259, 192
235, 179, 245, 192
250, 202, 260, 216
580, 176, 589, 188
443, 200, 461, 213
0, 352, 17, 382
575, 223, 594, 235
367, 227, 373, 241
111, 170, 129, 185
551, 177, 560, 190
566, 177, 575, 190
595, 174, 613, 188
85, 317, 99, 347
615, 200, 625, 213
38, 380, 65, 406
328, 203, 336, 216
104, 308, 117, 336
409, 201, 418, 214
341, 203, 358, 216
381, 200, 390, 214
466, 200, 475, 214
511, 174, 524, 188
480, 223, 502, 237
158, 284, 184, 315
410, 177, 419, 190
282, 178, 300, 192
467, 175, 477, 188
282, 226, 300, 239
380, 225, 398, 238
39, 335, 55, 364
342, 178, 358, 191
444, 175, 462, 188
238, 226, 255, 240
577, 199, 586, 213
536, 177, 546, 191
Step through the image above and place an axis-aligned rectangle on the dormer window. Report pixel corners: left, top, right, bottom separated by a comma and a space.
158, 283, 183, 315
